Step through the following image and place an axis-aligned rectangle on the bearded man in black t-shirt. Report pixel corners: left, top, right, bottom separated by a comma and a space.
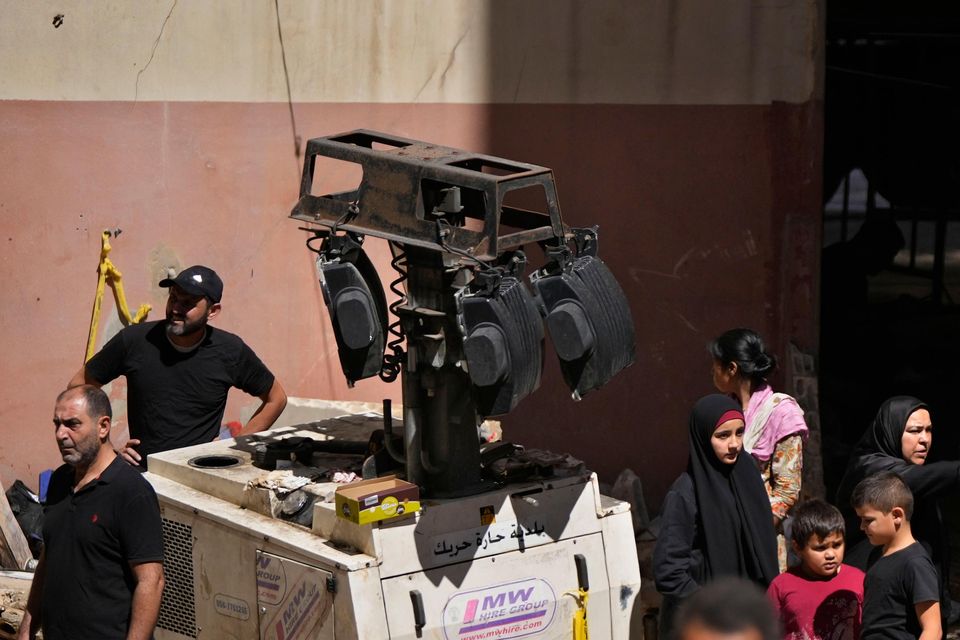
68, 265, 287, 468
19, 386, 164, 640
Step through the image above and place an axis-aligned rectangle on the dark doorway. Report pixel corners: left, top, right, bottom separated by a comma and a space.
820, 0, 960, 598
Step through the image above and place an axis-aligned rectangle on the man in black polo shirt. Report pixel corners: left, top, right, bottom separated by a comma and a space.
69, 264, 288, 468
18, 385, 164, 640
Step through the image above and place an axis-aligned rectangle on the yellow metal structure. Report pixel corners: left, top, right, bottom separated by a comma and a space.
568, 587, 590, 639
85, 230, 151, 361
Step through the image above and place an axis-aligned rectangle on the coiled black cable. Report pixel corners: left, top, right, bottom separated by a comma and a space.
380, 242, 407, 382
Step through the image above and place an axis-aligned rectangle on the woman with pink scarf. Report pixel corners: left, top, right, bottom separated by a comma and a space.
710, 328, 809, 570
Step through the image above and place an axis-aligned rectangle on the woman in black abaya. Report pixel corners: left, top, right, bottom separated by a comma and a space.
654, 394, 779, 639
837, 395, 959, 626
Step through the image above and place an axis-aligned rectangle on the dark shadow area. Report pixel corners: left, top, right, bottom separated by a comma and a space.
821, 0, 960, 600
479, 3, 824, 518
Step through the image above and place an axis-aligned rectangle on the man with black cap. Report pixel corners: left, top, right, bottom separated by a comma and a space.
68, 265, 287, 468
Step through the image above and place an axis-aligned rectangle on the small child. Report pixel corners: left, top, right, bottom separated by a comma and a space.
852, 471, 941, 640
767, 499, 865, 640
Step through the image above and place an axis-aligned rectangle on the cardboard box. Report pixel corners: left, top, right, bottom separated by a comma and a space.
335, 475, 420, 525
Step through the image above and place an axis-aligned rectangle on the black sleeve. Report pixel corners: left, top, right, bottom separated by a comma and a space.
653, 475, 700, 597
118, 479, 164, 564
899, 461, 960, 498
84, 329, 128, 385
232, 342, 275, 397
906, 552, 941, 605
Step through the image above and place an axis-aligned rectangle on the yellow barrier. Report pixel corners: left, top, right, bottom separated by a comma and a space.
85, 230, 152, 361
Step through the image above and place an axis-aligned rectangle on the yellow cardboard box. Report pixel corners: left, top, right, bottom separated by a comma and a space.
335, 475, 421, 525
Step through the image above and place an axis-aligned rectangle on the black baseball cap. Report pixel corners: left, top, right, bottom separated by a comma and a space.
159, 265, 223, 303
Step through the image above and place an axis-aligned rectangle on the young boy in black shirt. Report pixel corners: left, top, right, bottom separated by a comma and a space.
852, 471, 940, 640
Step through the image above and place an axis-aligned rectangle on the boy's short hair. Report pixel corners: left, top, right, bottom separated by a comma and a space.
789, 499, 845, 548
850, 471, 913, 520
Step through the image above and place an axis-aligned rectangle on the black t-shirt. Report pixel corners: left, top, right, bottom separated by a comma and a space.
861, 542, 940, 640
86, 320, 275, 466
41, 457, 164, 640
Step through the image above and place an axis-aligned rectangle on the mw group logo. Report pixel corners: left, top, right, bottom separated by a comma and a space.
257, 554, 287, 606
442, 578, 556, 640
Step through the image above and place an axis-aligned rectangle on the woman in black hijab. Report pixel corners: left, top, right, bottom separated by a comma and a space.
654, 395, 779, 639
837, 395, 959, 624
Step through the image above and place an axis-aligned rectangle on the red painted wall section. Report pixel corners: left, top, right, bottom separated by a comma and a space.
0, 100, 821, 509
487, 102, 822, 505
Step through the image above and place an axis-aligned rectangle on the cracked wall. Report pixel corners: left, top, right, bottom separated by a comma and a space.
0, 0, 822, 508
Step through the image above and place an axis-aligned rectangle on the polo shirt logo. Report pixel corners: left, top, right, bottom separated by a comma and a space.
91, 513, 98, 523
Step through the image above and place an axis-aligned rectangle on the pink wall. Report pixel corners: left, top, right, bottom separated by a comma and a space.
0, 100, 820, 508
484, 103, 821, 505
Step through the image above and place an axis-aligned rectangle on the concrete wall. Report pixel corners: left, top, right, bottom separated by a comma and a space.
0, 0, 822, 508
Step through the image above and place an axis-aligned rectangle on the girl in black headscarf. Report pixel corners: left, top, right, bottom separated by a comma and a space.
837, 395, 959, 626
654, 395, 779, 639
